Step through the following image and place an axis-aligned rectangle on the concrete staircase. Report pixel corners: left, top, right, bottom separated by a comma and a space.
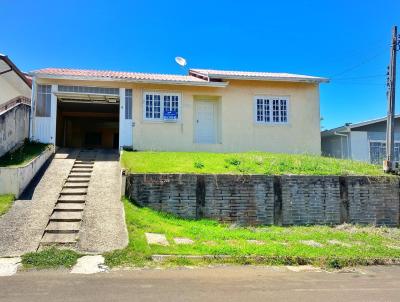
40, 150, 97, 248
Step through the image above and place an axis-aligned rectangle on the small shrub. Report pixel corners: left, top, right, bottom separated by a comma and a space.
225, 157, 241, 166
194, 161, 205, 169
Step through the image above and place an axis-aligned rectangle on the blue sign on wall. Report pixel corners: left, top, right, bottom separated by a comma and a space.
163, 110, 178, 121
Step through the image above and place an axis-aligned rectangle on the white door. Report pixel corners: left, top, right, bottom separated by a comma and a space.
32, 84, 57, 144
195, 101, 216, 144
119, 88, 133, 148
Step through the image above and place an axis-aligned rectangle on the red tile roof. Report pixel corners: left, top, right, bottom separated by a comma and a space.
32, 68, 217, 85
190, 68, 329, 83
31, 67, 328, 85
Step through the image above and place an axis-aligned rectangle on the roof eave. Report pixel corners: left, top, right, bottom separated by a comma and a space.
206, 74, 329, 84
0, 55, 32, 88
31, 73, 228, 88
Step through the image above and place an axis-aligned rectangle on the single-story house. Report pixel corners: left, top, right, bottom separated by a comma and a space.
29, 67, 328, 153
0, 54, 32, 156
321, 116, 400, 164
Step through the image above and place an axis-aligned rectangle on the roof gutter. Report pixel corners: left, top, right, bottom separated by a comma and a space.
0, 54, 32, 88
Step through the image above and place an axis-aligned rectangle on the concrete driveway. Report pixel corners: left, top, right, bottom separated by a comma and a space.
1, 266, 400, 302
0, 148, 127, 256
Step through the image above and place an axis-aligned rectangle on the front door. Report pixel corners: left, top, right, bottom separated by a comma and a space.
119, 88, 133, 148
195, 101, 216, 144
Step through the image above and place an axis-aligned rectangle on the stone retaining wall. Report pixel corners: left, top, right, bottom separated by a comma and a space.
126, 174, 400, 227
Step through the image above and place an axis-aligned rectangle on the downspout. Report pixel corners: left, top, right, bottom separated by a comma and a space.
333, 128, 351, 159
29, 77, 36, 140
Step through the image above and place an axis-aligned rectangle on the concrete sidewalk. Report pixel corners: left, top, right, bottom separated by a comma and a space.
1, 266, 400, 302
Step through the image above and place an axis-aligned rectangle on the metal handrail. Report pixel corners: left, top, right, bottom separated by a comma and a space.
0, 96, 31, 113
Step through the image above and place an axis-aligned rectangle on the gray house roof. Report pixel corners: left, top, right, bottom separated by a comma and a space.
322, 115, 400, 137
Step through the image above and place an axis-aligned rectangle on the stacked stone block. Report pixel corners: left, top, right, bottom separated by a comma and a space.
126, 173, 400, 227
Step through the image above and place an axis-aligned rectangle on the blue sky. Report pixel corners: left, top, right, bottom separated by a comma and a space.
1, 0, 399, 129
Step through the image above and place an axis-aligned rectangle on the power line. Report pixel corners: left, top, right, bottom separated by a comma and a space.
333, 74, 386, 81
330, 47, 388, 79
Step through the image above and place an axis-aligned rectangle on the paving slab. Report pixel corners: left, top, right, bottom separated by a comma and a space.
146, 233, 169, 246
300, 240, 324, 248
286, 265, 323, 272
0, 149, 78, 257
173, 237, 194, 245
328, 240, 352, 247
0, 257, 21, 276
71, 255, 108, 274
246, 239, 264, 245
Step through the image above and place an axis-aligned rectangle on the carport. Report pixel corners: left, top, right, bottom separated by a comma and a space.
55, 86, 119, 148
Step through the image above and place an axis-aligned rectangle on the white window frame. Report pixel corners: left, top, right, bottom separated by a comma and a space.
368, 139, 400, 164
36, 84, 52, 117
253, 95, 290, 125
142, 91, 182, 122
125, 89, 133, 120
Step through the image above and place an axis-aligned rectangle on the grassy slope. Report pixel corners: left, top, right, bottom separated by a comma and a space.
121, 151, 384, 176
105, 199, 400, 268
0, 194, 14, 216
0, 141, 48, 167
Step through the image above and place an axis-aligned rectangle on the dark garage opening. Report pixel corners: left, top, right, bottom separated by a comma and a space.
56, 101, 119, 149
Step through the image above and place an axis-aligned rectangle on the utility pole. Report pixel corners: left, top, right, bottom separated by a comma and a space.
384, 26, 398, 173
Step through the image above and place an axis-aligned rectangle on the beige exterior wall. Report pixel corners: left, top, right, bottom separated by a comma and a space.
36, 78, 321, 154
0, 72, 31, 105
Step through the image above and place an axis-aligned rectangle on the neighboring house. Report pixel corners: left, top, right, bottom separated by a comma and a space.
0, 54, 32, 156
0, 54, 31, 107
29, 67, 328, 153
321, 116, 400, 164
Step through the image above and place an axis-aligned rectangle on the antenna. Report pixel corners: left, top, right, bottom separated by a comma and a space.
175, 56, 187, 67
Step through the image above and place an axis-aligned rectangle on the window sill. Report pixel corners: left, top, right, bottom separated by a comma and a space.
142, 119, 181, 124
254, 122, 291, 127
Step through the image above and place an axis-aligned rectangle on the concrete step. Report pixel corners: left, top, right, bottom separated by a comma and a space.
46, 221, 80, 233
73, 164, 93, 169
64, 182, 89, 188
70, 169, 92, 173
67, 177, 90, 182
68, 173, 91, 178
50, 211, 83, 221
41, 233, 78, 244
58, 195, 86, 203
60, 188, 87, 195
75, 161, 94, 165
55, 202, 85, 211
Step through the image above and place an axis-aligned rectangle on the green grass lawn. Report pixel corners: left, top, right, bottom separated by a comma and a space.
0, 141, 49, 167
121, 151, 385, 176
104, 199, 400, 268
0, 194, 14, 216
22, 247, 80, 269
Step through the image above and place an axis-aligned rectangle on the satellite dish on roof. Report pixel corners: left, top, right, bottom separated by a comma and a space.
175, 56, 187, 67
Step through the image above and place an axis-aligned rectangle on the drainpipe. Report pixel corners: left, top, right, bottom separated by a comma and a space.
333, 129, 351, 159
29, 77, 36, 141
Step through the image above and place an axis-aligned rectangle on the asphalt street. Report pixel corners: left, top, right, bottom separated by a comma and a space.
1, 265, 400, 302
